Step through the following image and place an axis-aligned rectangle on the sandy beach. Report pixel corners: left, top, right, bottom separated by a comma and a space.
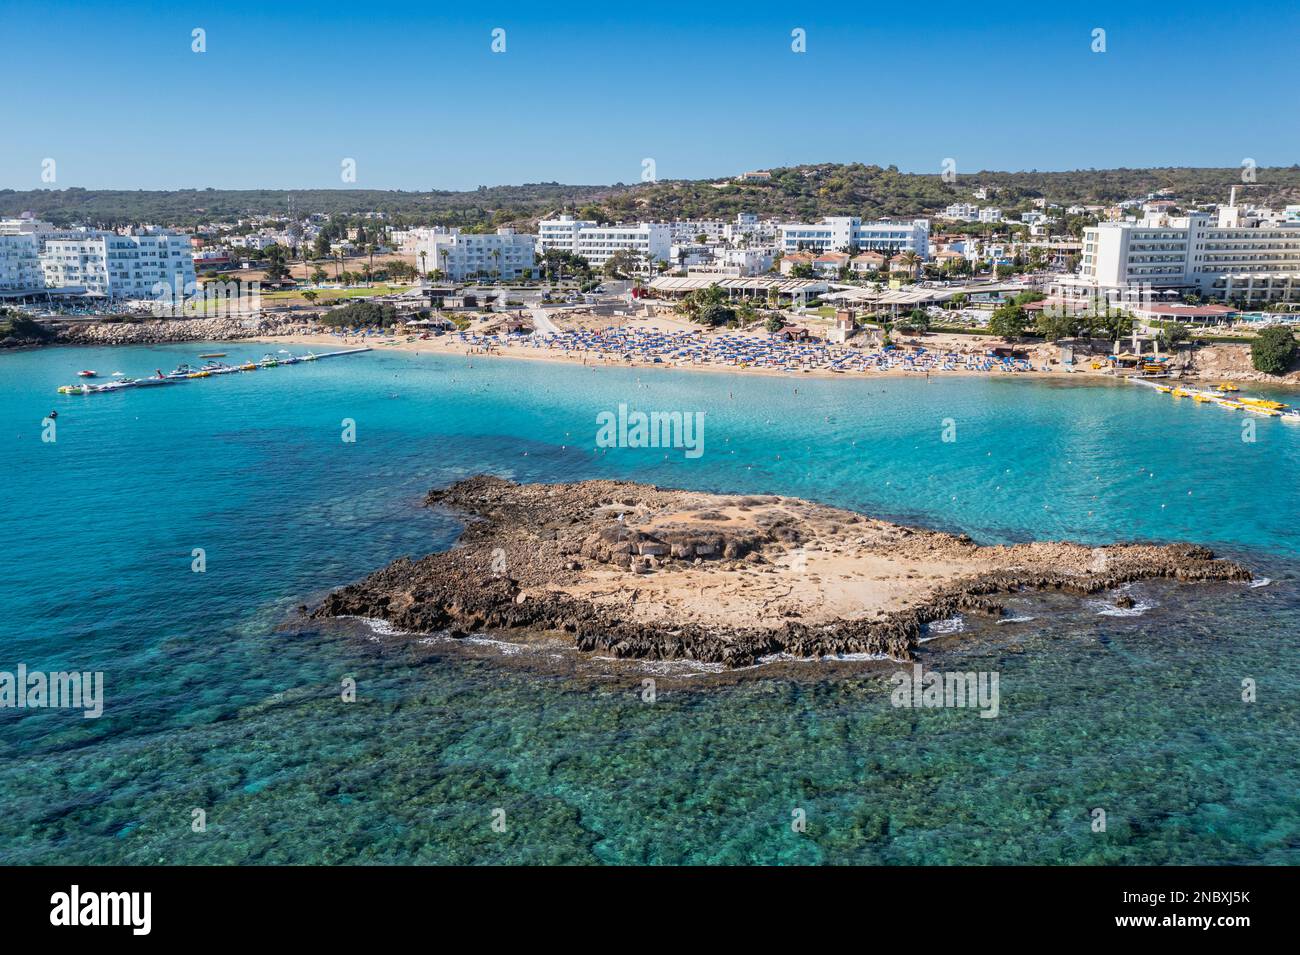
251, 317, 1093, 383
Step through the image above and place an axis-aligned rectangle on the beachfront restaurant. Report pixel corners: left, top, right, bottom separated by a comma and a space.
646, 276, 828, 306
822, 281, 1026, 317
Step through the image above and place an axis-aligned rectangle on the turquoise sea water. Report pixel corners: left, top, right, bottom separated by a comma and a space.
0, 343, 1297, 864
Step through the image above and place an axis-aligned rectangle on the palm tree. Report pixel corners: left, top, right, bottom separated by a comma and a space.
419, 250, 428, 282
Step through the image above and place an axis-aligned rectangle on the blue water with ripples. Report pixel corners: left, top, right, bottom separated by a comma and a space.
0, 343, 1296, 863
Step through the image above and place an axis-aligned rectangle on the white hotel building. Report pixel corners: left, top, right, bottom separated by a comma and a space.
1079, 196, 1300, 305
723, 212, 778, 245
537, 216, 671, 271
776, 216, 930, 258
1, 217, 63, 295
412, 227, 537, 281
40, 230, 196, 299
0, 234, 44, 295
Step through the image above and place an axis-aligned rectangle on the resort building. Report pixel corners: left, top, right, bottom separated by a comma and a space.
228, 234, 280, 251
723, 213, 778, 245
39, 229, 196, 299
776, 217, 930, 257
412, 227, 537, 281
537, 215, 594, 254
538, 217, 671, 271
1079, 192, 1300, 304
813, 251, 851, 276
191, 248, 236, 272
670, 244, 711, 269
574, 223, 671, 271
0, 234, 44, 295
942, 203, 979, 222
1, 215, 63, 238
851, 251, 886, 274
715, 246, 774, 275
669, 220, 725, 243
778, 251, 815, 275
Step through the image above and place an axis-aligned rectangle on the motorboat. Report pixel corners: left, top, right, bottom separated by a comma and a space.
77, 370, 98, 378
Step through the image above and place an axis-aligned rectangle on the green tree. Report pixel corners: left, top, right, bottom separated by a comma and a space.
262, 244, 291, 283
765, 314, 785, 334
1035, 308, 1077, 342
1098, 310, 1133, 341
1250, 325, 1298, 375
603, 249, 642, 278
988, 303, 1027, 340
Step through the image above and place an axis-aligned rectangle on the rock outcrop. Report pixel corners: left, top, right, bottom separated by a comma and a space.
311, 476, 1254, 667
51, 314, 315, 346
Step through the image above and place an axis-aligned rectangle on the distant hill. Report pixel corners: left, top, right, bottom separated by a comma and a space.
3, 165, 1298, 229
0, 184, 623, 231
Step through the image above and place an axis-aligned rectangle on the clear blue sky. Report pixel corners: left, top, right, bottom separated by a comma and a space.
1, 0, 1294, 191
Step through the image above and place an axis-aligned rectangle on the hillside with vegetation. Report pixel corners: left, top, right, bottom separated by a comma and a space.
4, 164, 1298, 230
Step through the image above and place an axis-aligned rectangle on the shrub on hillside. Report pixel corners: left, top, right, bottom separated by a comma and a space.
1250, 326, 1298, 375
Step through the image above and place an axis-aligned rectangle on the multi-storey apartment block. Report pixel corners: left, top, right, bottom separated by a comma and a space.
776, 216, 930, 257
0, 234, 44, 294
40, 230, 195, 299
537, 217, 671, 270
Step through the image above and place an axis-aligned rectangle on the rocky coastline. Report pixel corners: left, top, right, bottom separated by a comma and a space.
311, 476, 1253, 667
0, 313, 317, 349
